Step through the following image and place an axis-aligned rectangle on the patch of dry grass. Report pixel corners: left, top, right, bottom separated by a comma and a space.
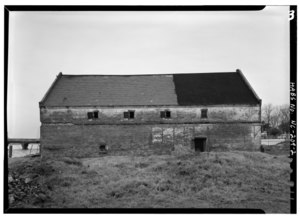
8, 151, 292, 212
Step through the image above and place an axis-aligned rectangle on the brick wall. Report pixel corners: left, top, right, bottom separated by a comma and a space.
41, 123, 261, 158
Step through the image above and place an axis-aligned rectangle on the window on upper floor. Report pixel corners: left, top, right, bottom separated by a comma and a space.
124, 110, 135, 119
160, 110, 171, 119
87, 111, 99, 119
201, 109, 208, 118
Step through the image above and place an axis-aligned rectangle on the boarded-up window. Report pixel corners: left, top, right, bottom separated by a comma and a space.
161, 110, 171, 119
87, 111, 99, 119
201, 109, 208, 118
160, 111, 164, 118
87, 112, 93, 119
124, 110, 135, 119
124, 111, 129, 119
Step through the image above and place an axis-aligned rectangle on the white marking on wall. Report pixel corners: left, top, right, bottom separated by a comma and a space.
152, 127, 162, 143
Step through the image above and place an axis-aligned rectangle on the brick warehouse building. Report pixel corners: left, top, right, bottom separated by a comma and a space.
39, 69, 262, 158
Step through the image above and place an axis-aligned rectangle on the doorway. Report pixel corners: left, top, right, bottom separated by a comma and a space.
194, 137, 207, 152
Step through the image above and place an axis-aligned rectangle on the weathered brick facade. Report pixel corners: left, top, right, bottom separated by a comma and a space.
40, 71, 262, 158
40, 105, 261, 158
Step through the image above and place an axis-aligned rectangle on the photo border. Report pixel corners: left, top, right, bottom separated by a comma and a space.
3, 5, 295, 214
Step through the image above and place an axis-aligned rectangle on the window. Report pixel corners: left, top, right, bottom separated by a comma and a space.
160, 110, 171, 119
99, 143, 107, 153
124, 110, 135, 119
201, 109, 208, 118
87, 112, 93, 119
87, 111, 99, 119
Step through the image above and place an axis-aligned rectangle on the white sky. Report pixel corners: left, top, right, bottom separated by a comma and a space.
7, 6, 290, 138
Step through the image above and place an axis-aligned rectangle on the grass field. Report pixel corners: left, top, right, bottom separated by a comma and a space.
8, 149, 291, 213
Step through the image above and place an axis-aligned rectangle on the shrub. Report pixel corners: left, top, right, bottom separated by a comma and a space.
268, 128, 282, 137
62, 157, 82, 166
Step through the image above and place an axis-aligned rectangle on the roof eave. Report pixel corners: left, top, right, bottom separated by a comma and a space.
236, 69, 261, 105
39, 72, 63, 107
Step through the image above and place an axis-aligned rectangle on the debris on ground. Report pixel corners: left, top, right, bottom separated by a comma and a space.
8, 158, 53, 208
8, 171, 48, 206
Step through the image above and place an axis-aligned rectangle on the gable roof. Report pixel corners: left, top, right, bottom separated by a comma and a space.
40, 70, 261, 107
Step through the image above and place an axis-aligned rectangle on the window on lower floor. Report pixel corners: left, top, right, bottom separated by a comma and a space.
99, 144, 107, 152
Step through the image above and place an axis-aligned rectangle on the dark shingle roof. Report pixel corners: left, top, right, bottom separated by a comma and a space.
40, 70, 261, 107
173, 72, 260, 105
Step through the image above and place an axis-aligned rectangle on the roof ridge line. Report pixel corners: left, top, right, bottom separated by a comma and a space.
60, 71, 237, 76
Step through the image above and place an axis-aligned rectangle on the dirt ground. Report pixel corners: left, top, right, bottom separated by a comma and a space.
7, 150, 291, 213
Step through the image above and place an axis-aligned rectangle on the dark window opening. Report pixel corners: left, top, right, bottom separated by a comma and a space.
99, 144, 106, 151
201, 109, 208, 118
194, 138, 207, 152
99, 143, 107, 154
87, 111, 99, 119
87, 112, 93, 119
124, 110, 135, 119
161, 110, 171, 119
129, 110, 134, 119
165, 110, 171, 118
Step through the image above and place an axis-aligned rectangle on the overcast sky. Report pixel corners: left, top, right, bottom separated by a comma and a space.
8, 6, 290, 138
